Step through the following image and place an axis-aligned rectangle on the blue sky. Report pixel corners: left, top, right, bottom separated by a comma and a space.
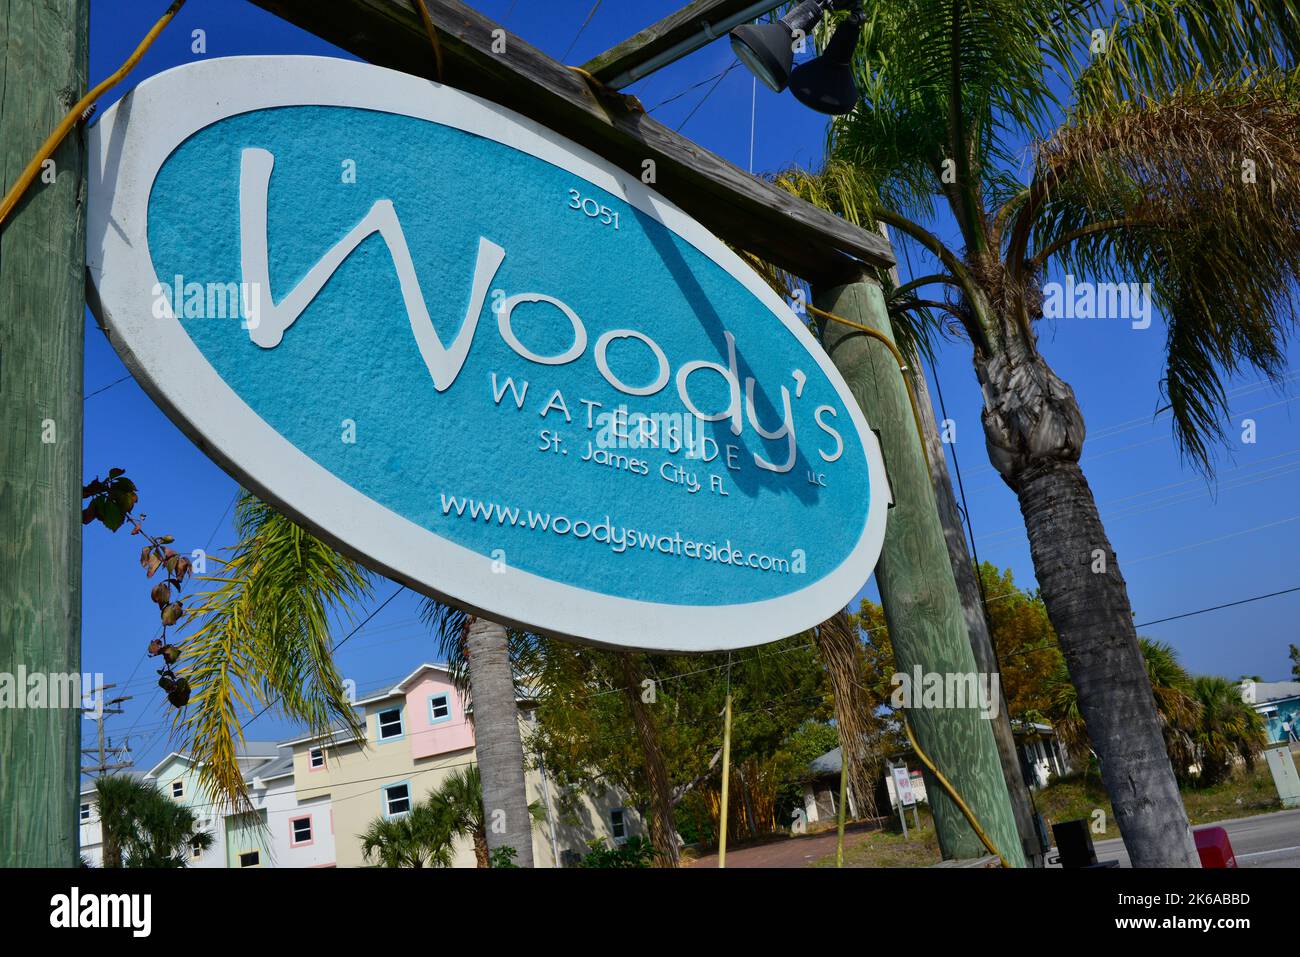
81, 0, 1300, 778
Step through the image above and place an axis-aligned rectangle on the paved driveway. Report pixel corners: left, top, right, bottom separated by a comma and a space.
684, 823, 880, 868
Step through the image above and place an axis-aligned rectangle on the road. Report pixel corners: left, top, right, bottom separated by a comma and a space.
1082, 808, 1300, 868
680, 808, 1300, 868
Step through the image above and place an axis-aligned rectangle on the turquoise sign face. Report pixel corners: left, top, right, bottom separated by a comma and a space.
87, 57, 888, 651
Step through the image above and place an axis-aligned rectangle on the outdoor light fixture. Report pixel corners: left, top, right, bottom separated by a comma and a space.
788, 8, 866, 114
730, 0, 864, 114
729, 0, 836, 93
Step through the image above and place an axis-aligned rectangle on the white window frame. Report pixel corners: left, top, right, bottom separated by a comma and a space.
309, 746, 326, 769
171, 780, 185, 799
610, 808, 627, 844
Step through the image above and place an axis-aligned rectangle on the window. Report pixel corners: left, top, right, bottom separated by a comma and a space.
290, 816, 313, 846
238, 850, 260, 868
309, 746, 325, 770
171, 781, 184, 799
80, 803, 91, 824
383, 782, 411, 818
428, 693, 451, 723
610, 808, 627, 844
377, 707, 404, 741
190, 840, 203, 860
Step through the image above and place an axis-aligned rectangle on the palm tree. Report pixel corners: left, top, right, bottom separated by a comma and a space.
360, 799, 456, 868
422, 603, 535, 867
174, 490, 536, 868
433, 765, 490, 867
1189, 675, 1267, 785
1048, 637, 1200, 772
174, 492, 369, 808
94, 776, 212, 868
775, 0, 1298, 866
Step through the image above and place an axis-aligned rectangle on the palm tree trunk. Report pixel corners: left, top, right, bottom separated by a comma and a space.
472, 828, 490, 868
618, 652, 680, 867
978, 343, 1199, 867
465, 617, 533, 867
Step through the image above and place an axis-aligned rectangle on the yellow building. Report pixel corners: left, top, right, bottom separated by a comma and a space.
287, 663, 641, 867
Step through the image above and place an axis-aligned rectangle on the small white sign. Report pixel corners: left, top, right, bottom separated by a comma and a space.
892, 766, 917, 807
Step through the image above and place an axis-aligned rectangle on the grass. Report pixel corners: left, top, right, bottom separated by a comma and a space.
809, 755, 1289, 867
810, 809, 944, 868
1033, 760, 1284, 841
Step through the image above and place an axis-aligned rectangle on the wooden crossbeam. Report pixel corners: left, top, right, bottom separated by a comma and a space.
581, 0, 779, 89
248, 0, 893, 284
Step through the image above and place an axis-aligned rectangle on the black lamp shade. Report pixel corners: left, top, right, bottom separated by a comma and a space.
730, 0, 833, 94
790, 12, 864, 115
729, 23, 796, 93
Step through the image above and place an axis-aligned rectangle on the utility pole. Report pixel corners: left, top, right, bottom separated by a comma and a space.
909, 362, 1045, 866
81, 686, 134, 777
0, 0, 89, 867
878, 226, 1045, 867
814, 275, 1025, 866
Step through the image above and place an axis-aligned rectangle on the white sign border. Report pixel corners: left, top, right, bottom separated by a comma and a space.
86, 55, 889, 652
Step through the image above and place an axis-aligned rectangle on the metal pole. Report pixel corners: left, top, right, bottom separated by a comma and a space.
717, 690, 733, 867
835, 750, 847, 866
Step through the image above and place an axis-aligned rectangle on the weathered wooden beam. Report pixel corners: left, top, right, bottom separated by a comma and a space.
582, 0, 779, 89
247, 0, 894, 284
0, 0, 87, 867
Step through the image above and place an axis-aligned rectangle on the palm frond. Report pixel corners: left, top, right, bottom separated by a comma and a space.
1030, 71, 1300, 469
174, 492, 371, 812
1070, 0, 1300, 116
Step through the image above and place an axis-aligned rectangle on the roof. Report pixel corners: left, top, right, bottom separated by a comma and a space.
80, 770, 146, 797
248, 747, 296, 786
1242, 680, 1300, 705
809, 747, 842, 776
142, 741, 282, 780
352, 662, 453, 706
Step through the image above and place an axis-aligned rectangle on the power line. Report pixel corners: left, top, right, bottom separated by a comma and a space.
676, 60, 739, 132
240, 585, 407, 732
647, 65, 733, 112
1137, 584, 1300, 629
561, 0, 603, 62
84, 373, 132, 400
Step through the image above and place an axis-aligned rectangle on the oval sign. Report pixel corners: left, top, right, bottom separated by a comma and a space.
87, 56, 888, 651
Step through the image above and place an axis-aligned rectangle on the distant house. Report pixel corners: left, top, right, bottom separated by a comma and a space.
803, 721, 1071, 827
80, 662, 639, 867
1012, 722, 1072, 789
285, 662, 640, 867
1241, 680, 1300, 743
79, 742, 331, 868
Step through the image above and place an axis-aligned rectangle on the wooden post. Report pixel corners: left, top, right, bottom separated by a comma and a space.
813, 275, 1024, 866
910, 363, 1045, 867
877, 224, 1044, 867
0, 0, 89, 867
